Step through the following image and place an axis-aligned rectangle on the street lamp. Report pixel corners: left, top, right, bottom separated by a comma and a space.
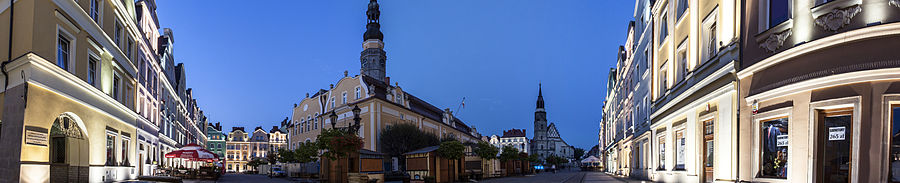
329, 111, 338, 129
350, 105, 362, 134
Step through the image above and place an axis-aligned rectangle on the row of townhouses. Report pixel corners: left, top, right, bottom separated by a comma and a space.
223, 126, 287, 173
0, 0, 212, 182
601, 0, 900, 182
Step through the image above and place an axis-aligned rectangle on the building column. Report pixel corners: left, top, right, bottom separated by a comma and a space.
0, 84, 28, 182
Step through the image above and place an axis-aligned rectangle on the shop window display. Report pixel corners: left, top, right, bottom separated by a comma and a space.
760, 117, 788, 178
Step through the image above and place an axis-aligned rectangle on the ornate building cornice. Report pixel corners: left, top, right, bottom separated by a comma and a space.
759, 29, 792, 52
814, 5, 861, 32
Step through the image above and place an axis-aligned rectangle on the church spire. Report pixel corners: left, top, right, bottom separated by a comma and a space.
361, 0, 387, 82
536, 83, 544, 109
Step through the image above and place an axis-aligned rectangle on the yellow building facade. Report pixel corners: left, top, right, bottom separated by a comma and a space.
646, 0, 741, 182
225, 126, 287, 173
0, 0, 210, 182
288, 75, 481, 152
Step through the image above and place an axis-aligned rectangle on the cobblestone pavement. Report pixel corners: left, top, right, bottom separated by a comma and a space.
182, 174, 296, 183
479, 170, 651, 183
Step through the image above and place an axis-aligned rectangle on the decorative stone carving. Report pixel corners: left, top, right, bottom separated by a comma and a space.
892, 0, 900, 8
51, 115, 84, 139
815, 5, 861, 32
759, 29, 792, 52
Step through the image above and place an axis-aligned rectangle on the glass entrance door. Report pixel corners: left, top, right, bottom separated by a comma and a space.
817, 109, 853, 183
703, 119, 714, 183
890, 104, 900, 182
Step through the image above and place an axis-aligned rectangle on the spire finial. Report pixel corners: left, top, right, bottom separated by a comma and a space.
536, 83, 545, 109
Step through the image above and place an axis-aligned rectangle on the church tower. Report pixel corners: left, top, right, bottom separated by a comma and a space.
361, 0, 387, 82
533, 83, 549, 157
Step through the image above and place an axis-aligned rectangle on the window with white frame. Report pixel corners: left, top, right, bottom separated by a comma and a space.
106, 132, 117, 165
659, 10, 669, 42
356, 87, 361, 99
113, 75, 121, 100
115, 21, 122, 46
659, 61, 669, 95
658, 131, 666, 170
57, 35, 71, 71
331, 98, 335, 109
701, 9, 718, 63
676, 0, 688, 20
90, 0, 100, 24
342, 92, 347, 104
760, 117, 788, 178
127, 38, 134, 60
88, 56, 99, 87
676, 39, 688, 81
674, 128, 686, 170
126, 85, 133, 106
121, 136, 130, 166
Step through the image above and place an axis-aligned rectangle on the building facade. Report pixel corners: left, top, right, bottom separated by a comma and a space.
286, 0, 481, 160
225, 126, 287, 173
206, 123, 225, 160
645, 0, 741, 182
601, 0, 742, 182
530, 85, 575, 161
602, 18, 655, 178
492, 129, 529, 154
738, 0, 900, 182
0, 0, 211, 182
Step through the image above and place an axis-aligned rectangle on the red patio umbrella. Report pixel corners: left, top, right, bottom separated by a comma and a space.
165, 143, 219, 161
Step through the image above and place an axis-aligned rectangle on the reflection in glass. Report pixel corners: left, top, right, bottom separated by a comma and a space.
761, 117, 788, 178
821, 113, 851, 183
891, 106, 900, 182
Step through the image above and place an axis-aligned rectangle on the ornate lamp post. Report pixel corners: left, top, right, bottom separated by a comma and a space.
329, 111, 338, 129
350, 105, 362, 134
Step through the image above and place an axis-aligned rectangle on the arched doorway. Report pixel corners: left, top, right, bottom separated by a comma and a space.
49, 113, 89, 183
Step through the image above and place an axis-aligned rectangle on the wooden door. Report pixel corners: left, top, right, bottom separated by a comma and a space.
703, 119, 715, 183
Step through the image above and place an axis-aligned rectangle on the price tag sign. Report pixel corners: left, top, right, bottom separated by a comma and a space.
828, 127, 846, 141
776, 135, 789, 147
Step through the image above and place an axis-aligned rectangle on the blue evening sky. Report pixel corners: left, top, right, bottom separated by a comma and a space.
155, 1, 634, 149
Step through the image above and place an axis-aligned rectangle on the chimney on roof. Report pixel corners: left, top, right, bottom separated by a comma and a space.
344, 70, 348, 77
294, 104, 297, 107
306, 93, 310, 98
385, 77, 390, 86
330, 84, 334, 89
